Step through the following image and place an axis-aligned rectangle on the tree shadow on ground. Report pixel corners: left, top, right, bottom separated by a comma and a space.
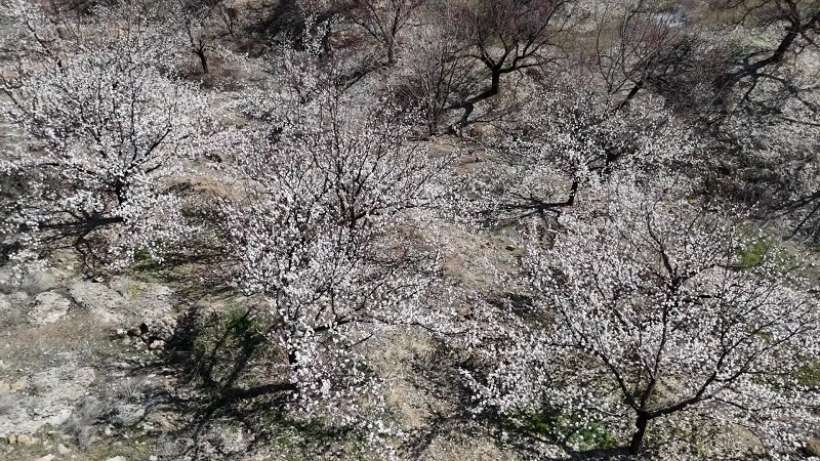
401, 340, 666, 461
125, 303, 367, 460
402, 338, 776, 461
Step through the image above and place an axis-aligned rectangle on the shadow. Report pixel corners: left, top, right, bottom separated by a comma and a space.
125, 302, 369, 460
399, 339, 649, 461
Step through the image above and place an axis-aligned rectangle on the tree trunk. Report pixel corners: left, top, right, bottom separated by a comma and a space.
628, 412, 650, 455
195, 49, 209, 75
454, 69, 501, 127
386, 43, 395, 65
113, 178, 128, 206
615, 80, 643, 112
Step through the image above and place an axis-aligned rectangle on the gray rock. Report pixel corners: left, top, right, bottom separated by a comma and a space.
205, 424, 247, 455
495, 213, 558, 247
69, 278, 175, 326
8, 291, 30, 305
6, 433, 38, 445
68, 281, 124, 325
1, 292, 30, 328
109, 277, 175, 324
0, 366, 95, 438
28, 292, 72, 325
105, 456, 127, 461
0, 378, 25, 393
0, 265, 23, 290
0, 262, 71, 293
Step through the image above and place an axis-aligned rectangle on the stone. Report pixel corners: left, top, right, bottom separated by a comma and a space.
13, 434, 37, 445
57, 443, 71, 455
36, 455, 55, 461
0, 379, 26, 394
109, 277, 175, 324
68, 281, 124, 324
148, 340, 165, 350
0, 366, 95, 439
206, 424, 247, 454
0, 261, 71, 293
28, 292, 72, 325
9, 291, 30, 304
104, 455, 126, 461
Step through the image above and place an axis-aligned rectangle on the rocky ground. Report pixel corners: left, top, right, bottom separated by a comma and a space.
0, 253, 184, 461
0, 207, 537, 461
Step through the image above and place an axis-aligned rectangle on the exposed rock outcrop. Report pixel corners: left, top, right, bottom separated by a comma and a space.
28, 291, 72, 326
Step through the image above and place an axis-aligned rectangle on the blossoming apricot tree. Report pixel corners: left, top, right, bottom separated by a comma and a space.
0, 0, 211, 267
217, 85, 447, 427
461, 184, 820, 459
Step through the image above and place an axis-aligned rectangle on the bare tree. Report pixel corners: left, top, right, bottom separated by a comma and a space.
169, 0, 236, 75
712, 0, 820, 97
604, 0, 820, 118
347, 0, 426, 65
392, 14, 479, 134
594, 1, 720, 113
445, 0, 580, 126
